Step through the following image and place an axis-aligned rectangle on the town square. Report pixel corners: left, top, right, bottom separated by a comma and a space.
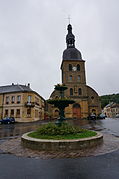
0, 0, 119, 178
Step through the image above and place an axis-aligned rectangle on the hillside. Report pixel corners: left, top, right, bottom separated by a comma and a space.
100, 93, 119, 109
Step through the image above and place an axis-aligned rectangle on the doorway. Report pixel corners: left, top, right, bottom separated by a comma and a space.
73, 103, 81, 119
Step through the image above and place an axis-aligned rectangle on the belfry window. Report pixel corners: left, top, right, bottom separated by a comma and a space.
77, 64, 80, 71
78, 88, 82, 95
69, 64, 72, 71
70, 88, 73, 96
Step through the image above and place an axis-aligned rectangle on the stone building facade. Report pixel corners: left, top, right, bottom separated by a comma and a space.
49, 24, 101, 119
0, 84, 45, 122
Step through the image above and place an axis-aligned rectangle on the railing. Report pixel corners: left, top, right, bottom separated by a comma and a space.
25, 102, 35, 107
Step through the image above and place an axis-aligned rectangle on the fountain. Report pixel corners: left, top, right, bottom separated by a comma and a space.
21, 84, 103, 152
47, 84, 74, 125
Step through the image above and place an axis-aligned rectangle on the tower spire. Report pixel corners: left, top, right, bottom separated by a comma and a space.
66, 24, 75, 48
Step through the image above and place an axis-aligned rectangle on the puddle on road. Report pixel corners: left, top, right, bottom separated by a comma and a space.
0, 118, 119, 139
0, 118, 119, 159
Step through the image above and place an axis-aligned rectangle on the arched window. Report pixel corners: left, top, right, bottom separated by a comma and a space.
69, 75, 72, 81
91, 96, 94, 100
69, 64, 72, 71
77, 64, 80, 71
92, 109, 96, 113
70, 88, 73, 96
78, 88, 82, 95
77, 75, 80, 82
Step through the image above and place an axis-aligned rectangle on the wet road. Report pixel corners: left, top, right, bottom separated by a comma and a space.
0, 120, 47, 139
0, 118, 119, 139
0, 118, 119, 179
0, 150, 119, 179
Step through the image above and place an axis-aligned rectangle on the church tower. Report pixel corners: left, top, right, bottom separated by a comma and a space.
61, 24, 87, 98
49, 24, 101, 119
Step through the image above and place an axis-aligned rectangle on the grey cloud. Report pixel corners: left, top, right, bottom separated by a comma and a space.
0, 0, 118, 99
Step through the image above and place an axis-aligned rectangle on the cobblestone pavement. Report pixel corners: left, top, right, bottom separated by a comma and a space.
0, 133, 119, 159
0, 118, 119, 159
1, 119, 119, 179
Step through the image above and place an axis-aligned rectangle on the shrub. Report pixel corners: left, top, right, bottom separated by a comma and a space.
36, 122, 85, 136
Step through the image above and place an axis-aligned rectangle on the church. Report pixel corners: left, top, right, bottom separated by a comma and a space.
48, 24, 101, 119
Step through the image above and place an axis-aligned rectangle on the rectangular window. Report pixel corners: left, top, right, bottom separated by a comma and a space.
35, 110, 38, 118
17, 96, 21, 103
77, 75, 80, 82
28, 96, 32, 103
11, 96, 15, 103
69, 75, 72, 81
6, 96, 9, 104
16, 109, 20, 117
27, 108, 31, 117
11, 109, 14, 117
5, 109, 8, 117
35, 97, 39, 105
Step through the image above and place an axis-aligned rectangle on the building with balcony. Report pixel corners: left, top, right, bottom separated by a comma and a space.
0, 83, 45, 122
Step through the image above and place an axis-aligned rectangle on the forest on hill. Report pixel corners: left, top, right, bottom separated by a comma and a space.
100, 93, 119, 109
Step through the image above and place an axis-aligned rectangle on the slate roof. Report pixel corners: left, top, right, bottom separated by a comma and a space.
62, 48, 83, 61
0, 84, 33, 94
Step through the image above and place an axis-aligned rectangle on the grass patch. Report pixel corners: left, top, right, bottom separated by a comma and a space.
28, 122, 96, 140
28, 130, 96, 140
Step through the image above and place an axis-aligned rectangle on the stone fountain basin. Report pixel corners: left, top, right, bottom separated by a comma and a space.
21, 131, 103, 151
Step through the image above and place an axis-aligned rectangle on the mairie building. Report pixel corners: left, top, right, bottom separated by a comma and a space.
49, 24, 101, 119
0, 83, 45, 122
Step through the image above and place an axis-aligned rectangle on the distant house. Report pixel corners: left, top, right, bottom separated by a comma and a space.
0, 83, 45, 122
103, 102, 119, 118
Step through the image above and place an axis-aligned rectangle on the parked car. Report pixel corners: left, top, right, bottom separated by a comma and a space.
97, 114, 106, 119
0, 117, 15, 124
115, 114, 119, 118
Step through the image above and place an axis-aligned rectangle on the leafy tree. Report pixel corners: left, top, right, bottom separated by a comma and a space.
100, 93, 119, 109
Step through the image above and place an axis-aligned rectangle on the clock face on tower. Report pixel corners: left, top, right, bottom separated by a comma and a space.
72, 66, 77, 71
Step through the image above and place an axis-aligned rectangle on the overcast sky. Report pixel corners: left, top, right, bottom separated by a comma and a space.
0, 0, 119, 99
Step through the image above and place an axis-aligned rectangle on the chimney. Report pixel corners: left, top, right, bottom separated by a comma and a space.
28, 83, 30, 88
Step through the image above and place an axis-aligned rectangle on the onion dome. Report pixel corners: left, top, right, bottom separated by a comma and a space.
62, 24, 82, 61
